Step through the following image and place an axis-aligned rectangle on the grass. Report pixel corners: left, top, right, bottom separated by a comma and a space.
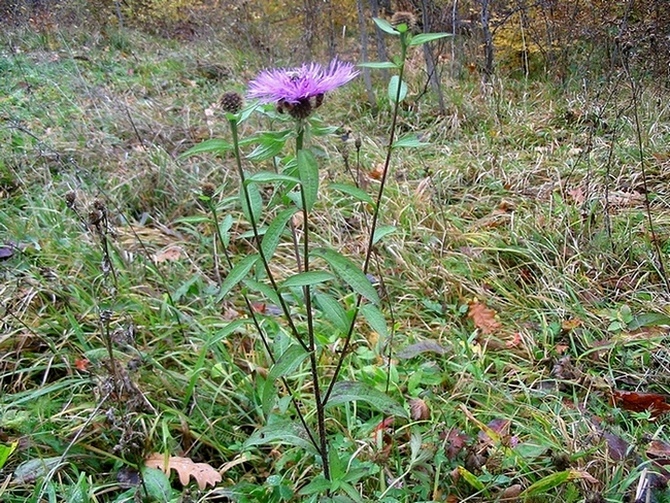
1, 21, 670, 503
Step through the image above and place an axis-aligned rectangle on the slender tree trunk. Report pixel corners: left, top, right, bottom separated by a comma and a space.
421, 0, 446, 113
369, 0, 389, 81
479, 0, 494, 79
357, 0, 378, 109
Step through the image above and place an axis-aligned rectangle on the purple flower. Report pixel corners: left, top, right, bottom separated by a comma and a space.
247, 59, 359, 119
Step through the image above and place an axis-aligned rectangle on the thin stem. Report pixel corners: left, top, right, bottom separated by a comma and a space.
295, 123, 330, 479
323, 36, 408, 405
229, 118, 310, 352
208, 197, 320, 451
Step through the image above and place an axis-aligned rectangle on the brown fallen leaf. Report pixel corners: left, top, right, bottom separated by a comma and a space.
153, 246, 183, 263
145, 453, 221, 490
611, 390, 670, 417
467, 301, 501, 335
409, 398, 430, 420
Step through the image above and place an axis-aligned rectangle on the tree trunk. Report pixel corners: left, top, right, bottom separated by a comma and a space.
479, 0, 494, 79
357, 0, 378, 109
421, 0, 446, 114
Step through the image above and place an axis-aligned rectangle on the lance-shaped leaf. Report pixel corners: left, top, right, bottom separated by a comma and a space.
262, 344, 309, 415
261, 208, 297, 259
388, 75, 408, 103
312, 248, 380, 305
246, 172, 301, 185
373, 17, 399, 35
372, 225, 396, 245
239, 182, 262, 224
326, 381, 408, 418
315, 293, 351, 334
360, 304, 388, 338
180, 139, 232, 158
408, 32, 453, 46
329, 182, 375, 205
297, 149, 319, 212
244, 420, 317, 453
281, 271, 335, 289
358, 61, 400, 69
217, 254, 260, 300
393, 134, 429, 149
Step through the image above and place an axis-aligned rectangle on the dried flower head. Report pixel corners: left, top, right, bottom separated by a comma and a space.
201, 182, 216, 198
247, 59, 358, 119
65, 190, 76, 208
391, 11, 418, 32
220, 92, 243, 114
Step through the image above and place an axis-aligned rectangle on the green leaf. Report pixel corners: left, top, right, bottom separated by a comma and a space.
180, 139, 232, 158
372, 225, 396, 245
358, 61, 399, 69
312, 248, 380, 305
315, 293, 351, 334
297, 149, 319, 212
218, 254, 260, 300
244, 420, 317, 453
243, 278, 281, 306
262, 344, 309, 415
141, 467, 173, 501
239, 182, 263, 224
298, 474, 331, 496
247, 141, 284, 162
520, 470, 572, 497
219, 213, 234, 247
281, 271, 335, 289
246, 172, 301, 185
393, 134, 429, 148
388, 75, 408, 103
408, 32, 453, 46
457, 466, 487, 492
627, 312, 670, 330
326, 381, 408, 418
261, 208, 297, 259
360, 304, 388, 338
0, 441, 17, 470
373, 17, 399, 35
329, 183, 375, 205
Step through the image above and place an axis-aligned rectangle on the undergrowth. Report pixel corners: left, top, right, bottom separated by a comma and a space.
1, 24, 670, 503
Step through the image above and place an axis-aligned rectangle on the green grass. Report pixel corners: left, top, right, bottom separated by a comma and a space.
2, 23, 670, 503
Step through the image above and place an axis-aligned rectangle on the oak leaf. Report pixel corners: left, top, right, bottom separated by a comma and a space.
467, 301, 501, 335
611, 390, 670, 417
144, 453, 221, 490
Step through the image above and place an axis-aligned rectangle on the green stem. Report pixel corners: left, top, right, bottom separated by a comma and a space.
295, 123, 330, 480
229, 117, 310, 352
323, 38, 408, 406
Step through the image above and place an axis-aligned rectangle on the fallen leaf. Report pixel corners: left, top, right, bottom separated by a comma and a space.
74, 358, 90, 372
467, 301, 501, 335
561, 318, 582, 332
369, 164, 384, 180
153, 246, 183, 263
409, 398, 430, 420
442, 429, 470, 460
611, 390, 670, 417
498, 484, 523, 501
603, 431, 629, 461
0, 246, 14, 260
396, 340, 448, 359
145, 453, 221, 490
647, 440, 670, 464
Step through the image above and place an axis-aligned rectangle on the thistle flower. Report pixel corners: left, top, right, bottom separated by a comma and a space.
247, 59, 359, 119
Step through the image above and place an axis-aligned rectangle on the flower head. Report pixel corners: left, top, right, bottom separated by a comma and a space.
247, 59, 358, 118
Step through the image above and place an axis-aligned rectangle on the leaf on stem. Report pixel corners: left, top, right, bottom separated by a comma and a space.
244, 420, 318, 453
312, 248, 380, 305
297, 149, 319, 212
261, 208, 298, 259
373, 17, 399, 35
217, 254, 260, 300
408, 32, 453, 46
388, 75, 408, 103
262, 344, 309, 415
358, 61, 400, 69
280, 271, 335, 289
239, 182, 263, 224
315, 293, 351, 334
326, 381, 408, 418
180, 139, 232, 158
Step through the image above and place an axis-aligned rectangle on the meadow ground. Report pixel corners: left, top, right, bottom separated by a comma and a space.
1, 25, 670, 502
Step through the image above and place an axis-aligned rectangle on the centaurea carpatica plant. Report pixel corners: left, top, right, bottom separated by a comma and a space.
184, 20, 449, 498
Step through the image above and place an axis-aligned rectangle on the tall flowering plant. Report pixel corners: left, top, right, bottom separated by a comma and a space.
184, 15, 449, 498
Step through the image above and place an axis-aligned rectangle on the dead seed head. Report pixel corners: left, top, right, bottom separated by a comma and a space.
220, 91, 243, 113
65, 190, 76, 208
201, 182, 216, 198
